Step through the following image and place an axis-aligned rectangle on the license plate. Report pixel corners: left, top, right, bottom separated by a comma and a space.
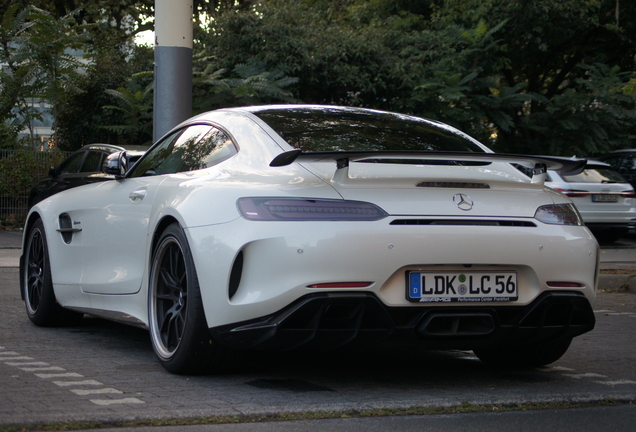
592, 194, 618, 202
407, 271, 518, 303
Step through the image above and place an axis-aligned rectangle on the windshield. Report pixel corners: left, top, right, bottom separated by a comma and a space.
562, 168, 626, 184
253, 107, 487, 153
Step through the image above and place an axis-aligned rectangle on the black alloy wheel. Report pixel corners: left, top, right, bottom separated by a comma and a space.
148, 223, 228, 374
23, 218, 82, 326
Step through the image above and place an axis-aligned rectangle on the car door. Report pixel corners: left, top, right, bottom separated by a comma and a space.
77, 174, 168, 294
77, 125, 216, 295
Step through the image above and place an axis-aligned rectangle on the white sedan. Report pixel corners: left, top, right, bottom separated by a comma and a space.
546, 160, 636, 242
21, 105, 598, 374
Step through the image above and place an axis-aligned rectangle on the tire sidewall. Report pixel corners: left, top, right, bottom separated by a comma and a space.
23, 219, 57, 325
148, 223, 212, 374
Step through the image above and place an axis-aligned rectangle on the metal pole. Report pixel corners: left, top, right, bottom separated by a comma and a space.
154, 0, 193, 142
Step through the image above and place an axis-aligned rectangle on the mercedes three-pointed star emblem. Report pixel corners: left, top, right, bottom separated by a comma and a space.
453, 193, 474, 211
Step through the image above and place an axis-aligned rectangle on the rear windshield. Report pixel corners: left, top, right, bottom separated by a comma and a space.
253, 107, 486, 153
562, 168, 626, 183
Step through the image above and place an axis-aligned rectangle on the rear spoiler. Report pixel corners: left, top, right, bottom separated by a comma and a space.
270, 150, 586, 185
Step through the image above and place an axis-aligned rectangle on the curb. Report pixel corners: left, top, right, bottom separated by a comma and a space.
598, 274, 636, 294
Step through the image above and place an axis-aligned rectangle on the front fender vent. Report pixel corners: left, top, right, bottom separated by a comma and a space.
57, 213, 81, 244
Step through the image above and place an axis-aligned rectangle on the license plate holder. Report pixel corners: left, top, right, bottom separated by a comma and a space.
406, 271, 518, 303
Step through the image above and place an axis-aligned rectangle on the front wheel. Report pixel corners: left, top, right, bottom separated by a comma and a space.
473, 337, 572, 368
148, 223, 229, 375
22, 219, 83, 327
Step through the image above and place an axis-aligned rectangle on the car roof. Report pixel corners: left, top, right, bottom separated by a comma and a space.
604, 149, 636, 154
76, 143, 149, 153
77, 143, 125, 152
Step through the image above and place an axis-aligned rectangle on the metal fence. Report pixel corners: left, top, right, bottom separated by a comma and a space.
0, 149, 70, 227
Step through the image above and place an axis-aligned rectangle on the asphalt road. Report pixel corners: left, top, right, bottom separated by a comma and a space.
2, 229, 636, 430
1, 266, 636, 430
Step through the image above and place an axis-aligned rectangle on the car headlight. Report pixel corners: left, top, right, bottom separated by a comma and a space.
237, 197, 388, 221
534, 203, 583, 226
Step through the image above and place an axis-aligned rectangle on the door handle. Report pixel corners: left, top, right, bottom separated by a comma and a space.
129, 189, 147, 202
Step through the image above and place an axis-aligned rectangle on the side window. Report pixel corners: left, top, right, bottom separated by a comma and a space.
620, 154, 636, 175
178, 127, 237, 172
59, 152, 84, 174
128, 129, 184, 177
80, 151, 104, 172
128, 124, 237, 178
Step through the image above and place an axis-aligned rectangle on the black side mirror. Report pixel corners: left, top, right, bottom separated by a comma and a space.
102, 151, 128, 178
48, 166, 58, 177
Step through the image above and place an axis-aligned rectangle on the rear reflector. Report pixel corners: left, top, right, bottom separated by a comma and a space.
546, 282, 584, 288
307, 282, 373, 288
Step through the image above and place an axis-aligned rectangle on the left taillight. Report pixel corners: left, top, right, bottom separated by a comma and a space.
553, 188, 590, 198
237, 197, 388, 221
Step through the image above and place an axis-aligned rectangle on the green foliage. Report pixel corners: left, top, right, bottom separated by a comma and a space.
0, 149, 67, 227
2, 0, 636, 157
193, 60, 299, 112
102, 72, 154, 146
199, 0, 636, 156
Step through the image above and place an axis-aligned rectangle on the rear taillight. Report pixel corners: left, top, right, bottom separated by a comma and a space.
553, 189, 590, 198
622, 190, 636, 198
534, 203, 583, 226
237, 197, 388, 221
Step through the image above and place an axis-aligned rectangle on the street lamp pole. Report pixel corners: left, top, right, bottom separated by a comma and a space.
153, 0, 193, 142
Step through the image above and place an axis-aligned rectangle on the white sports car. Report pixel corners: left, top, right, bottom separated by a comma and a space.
21, 105, 598, 375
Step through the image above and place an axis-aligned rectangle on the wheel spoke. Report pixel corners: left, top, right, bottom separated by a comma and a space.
26, 231, 45, 312
155, 239, 189, 354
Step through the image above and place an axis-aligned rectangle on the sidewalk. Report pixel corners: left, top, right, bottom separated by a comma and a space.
0, 229, 22, 268
1, 229, 635, 292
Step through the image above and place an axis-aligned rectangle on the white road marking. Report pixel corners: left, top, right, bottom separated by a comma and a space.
53, 380, 103, 387
2, 347, 145, 406
595, 380, 636, 385
542, 366, 575, 372
71, 388, 123, 395
35, 372, 84, 379
90, 398, 145, 406
562, 373, 608, 379
4, 361, 50, 366
19, 366, 66, 372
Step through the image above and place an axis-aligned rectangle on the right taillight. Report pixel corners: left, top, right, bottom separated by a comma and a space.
622, 190, 636, 198
534, 203, 583, 226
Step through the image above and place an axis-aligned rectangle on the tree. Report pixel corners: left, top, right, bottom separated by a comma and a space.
200, 0, 636, 156
0, 5, 89, 149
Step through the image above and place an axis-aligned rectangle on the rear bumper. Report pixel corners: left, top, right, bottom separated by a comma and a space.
210, 290, 595, 351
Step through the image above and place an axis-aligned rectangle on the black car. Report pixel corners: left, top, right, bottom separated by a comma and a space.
599, 149, 636, 190
28, 143, 145, 208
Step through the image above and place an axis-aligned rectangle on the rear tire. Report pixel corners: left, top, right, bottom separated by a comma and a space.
473, 337, 572, 368
148, 223, 229, 375
22, 219, 83, 327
